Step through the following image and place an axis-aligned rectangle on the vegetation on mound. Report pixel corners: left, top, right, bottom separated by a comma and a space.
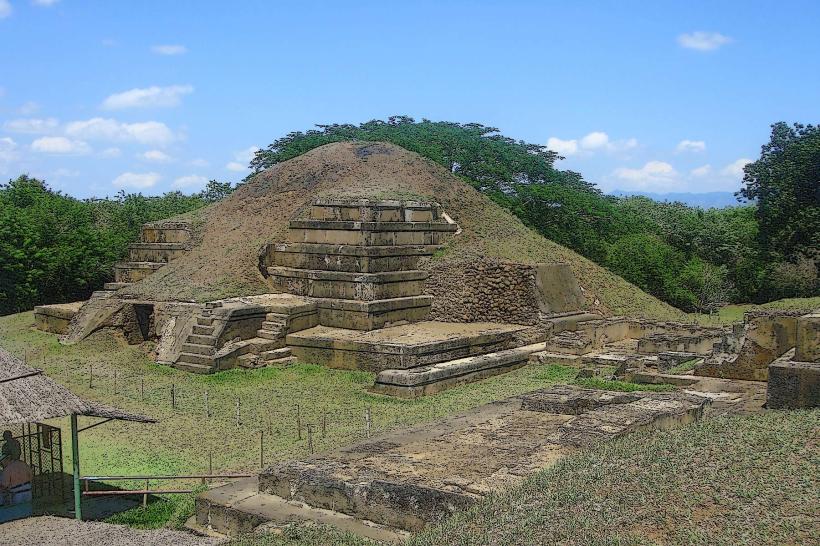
228, 410, 819, 546
251, 118, 818, 311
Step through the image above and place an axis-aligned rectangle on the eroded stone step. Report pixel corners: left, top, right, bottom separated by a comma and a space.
194, 478, 407, 541
287, 220, 457, 246
177, 352, 216, 366
193, 324, 215, 335
187, 334, 217, 345
261, 347, 292, 360
182, 342, 216, 356
196, 316, 216, 326
372, 342, 547, 398
261, 320, 286, 330
310, 198, 441, 223
269, 243, 442, 273
103, 282, 132, 290
128, 242, 188, 262
257, 330, 284, 341
174, 359, 215, 374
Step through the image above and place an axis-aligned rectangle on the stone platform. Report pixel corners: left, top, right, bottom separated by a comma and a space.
287, 321, 531, 373
33, 301, 84, 334
196, 386, 709, 536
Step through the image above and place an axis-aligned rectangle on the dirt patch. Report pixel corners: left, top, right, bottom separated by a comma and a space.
121, 142, 683, 321
0, 516, 221, 546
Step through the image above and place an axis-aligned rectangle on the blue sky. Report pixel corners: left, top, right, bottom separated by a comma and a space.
1, 0, 818, 198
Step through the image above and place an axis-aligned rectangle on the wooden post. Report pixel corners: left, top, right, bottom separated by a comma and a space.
235, 398, 241, 428
296, 404, 302, 440
70, 413, 82, 521
208, 451, 213, 484
307, 424, 314, 454
171, 384, 176, 409
143, 479, 149, 507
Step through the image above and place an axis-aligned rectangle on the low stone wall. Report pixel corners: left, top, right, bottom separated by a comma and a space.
33, 302, 84, 334
424, 259, 556, 325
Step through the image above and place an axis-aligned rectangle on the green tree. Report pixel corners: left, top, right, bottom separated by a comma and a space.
738, 122, 820, 260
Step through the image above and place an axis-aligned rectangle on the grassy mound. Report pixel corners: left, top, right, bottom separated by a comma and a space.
123, 141, 682, 321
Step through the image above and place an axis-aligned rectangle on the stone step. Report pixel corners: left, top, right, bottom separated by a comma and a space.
140, 222, 191, 244
268, 356, 297, 367
310, 198, 441, 223
312, 296, 433, 331
267, 267, 427, 301
177, 352, 215, 366
113, 261, 165, 283
257, 329, 285, 341
266, 312, 289, 321
371, 342, 547, 398
287, 220, 458, 246
187, 334, 217, 346
260, 320, 286, 331
237, 354, 263, 369
174, 359, 215, 374
182, 342, 216, 356
196, 316, 215, 326
268, 243, 442, 273
128, 242, 188, 263
261, 347, 292, 360
103, 282, 131, 290
194, 478, 407, 541
192, 324, 215, 336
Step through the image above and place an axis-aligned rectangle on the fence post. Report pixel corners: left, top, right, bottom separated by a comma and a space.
235, 398, 241, 428
321, 412, 327, 438
171, 384, 176, 410
307, 424, 315, 454
143, 479, 149, 507
88, 364, 93, 389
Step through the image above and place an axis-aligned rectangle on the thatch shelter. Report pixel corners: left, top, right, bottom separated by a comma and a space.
0, 347, 155, 520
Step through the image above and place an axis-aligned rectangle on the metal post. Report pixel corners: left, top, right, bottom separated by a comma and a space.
70, 413, 82, 521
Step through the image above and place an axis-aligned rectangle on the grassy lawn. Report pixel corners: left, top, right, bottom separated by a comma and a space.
0, 311, 578, 526
228, 409, 820, 546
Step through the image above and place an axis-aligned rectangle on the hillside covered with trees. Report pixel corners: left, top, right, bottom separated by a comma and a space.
1, 119, 816, 315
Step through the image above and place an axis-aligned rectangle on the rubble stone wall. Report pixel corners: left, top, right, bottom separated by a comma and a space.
423, 259, 543, 325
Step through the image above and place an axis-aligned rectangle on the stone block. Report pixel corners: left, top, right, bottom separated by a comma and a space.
312, 295, 432, 331
766, 356, 820, 409
268, 242, 440, 273
128, 242, 188, 263
113, 261, 164, 283
795, 312, 820, 363
33, 302, 84, 334
267, 267, 428, 300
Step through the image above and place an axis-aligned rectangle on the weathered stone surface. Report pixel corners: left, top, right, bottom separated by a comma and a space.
33, 301, 84, 334
766, 351, 820, 409
267, 267, 428, 300
795, 312, 820, 363
265, 242, 441, 273
697, 310, 802, 381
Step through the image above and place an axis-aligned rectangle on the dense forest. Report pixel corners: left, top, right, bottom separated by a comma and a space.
1, 119, 817, 315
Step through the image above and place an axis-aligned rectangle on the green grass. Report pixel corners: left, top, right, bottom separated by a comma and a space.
228, 410, 819, 546
105, 490, 202, 530
667, 358, 700, 375
0, 311, 576, 526
572, 377, 677, 392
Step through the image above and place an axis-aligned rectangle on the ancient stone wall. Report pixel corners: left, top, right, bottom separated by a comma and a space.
423, 259, 543, 325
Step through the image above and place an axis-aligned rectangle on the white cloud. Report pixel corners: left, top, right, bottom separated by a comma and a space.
151, 44, 187, 55
580, 131, 610, 150
172, 174, 208, 189
65, 117, 177, 146
546, 137, 578, 156
189, 158, 209, 167
31, 136, 91, 154
53, 168, 79, 177
613, 160, 679, 190
3, 117, 59, 134
225, 146, 260, 171
677, 31, 732, 51
32, 0, 60, 6
18, 101, 39, 115
0, 0, 12, 18
676, 139, 706, 153
0, 137, 18, 169
112, 172, 161, 189
101, 84, 193, 110
690, 164, 712, 177
141, 149, 172, 162
100, 147, 121, 158
721, 158, 752, 178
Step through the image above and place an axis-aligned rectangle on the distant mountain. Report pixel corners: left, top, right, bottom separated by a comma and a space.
609, 190, 749, 209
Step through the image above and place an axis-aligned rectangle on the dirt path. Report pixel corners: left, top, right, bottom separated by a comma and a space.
0, 516, 224, 546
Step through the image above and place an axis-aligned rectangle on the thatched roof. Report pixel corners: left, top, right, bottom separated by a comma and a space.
0, 347, 155, 426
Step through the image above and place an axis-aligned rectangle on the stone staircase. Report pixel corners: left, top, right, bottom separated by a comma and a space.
263, 199, 457, 330
256, 313, 297, 366
175, 313, 219, 374
104, 221, 191, 291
